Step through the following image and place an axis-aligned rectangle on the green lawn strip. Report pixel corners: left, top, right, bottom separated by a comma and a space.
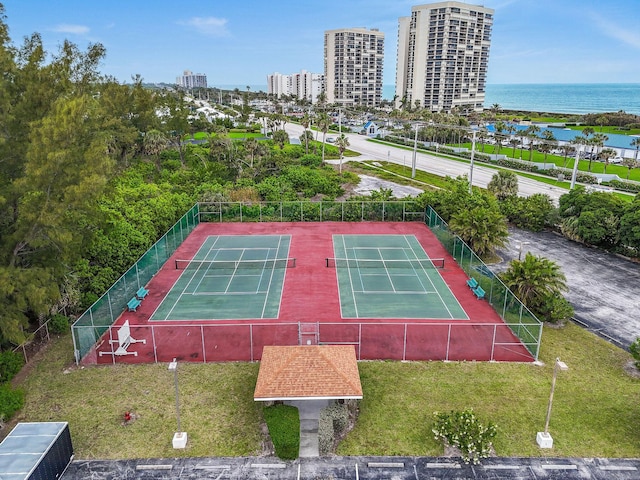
354, 161, 455, 190
12, 323, 640, 459
263, 404, 300, 459
370, 137, 637, 195
15, 335, 263, 459
227, 132, 263, 139
565, 125, 640, 136
338, 323, 640, 458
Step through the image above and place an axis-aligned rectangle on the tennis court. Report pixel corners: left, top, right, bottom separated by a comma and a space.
331, 234, 468, 319
150, 235, 292, 320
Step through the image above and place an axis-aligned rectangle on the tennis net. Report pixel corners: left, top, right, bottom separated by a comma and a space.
175, 258, 296, 270
325, 257, 445, 269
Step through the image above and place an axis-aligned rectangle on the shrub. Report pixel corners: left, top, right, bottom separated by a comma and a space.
0, 350, 24, 383
629, 338, 640, 368
0, 383, 25, 421
318, 402, 350, 455
263, 404, 299, 460
49, 314, 70, 334
432, 409, 497, 464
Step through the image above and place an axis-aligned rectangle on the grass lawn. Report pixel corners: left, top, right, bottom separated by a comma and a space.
9, 322, 640, 460
565, 125, 640, 136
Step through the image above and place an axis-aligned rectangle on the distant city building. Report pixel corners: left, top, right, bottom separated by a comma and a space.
395, 1, 494, 113
176, 70, 208, 89
324, 27, 384, 107
267, 70, 324, 103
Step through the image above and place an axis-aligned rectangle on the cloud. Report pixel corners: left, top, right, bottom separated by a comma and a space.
179, 17, 229, 37
591, 14, 640, 49
52, 24, 90, 35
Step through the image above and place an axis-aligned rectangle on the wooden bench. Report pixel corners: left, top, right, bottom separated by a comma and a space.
127, 296, 141, 312
473, 286, 486, 300
466, 277, 479, 289
136, 286, 149, 300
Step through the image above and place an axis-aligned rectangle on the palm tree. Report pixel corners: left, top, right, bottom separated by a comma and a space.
316, 112, 331, 163
244, 137, 259, 167
500, 252, 568, 309
300, 112, 312, 154
540, 130, 556, 162
525, 125, 541, 160
448, 206, 509, 258
588, 133, 609, 172
621, 156, 639, 180
561, 143, 576, 168
494, 121, 506, 154
487, 170, 519, 200
599, 148, 616, 174
631, 137, 640, 164
335, 133, 350, 173
143, 129, 169, 171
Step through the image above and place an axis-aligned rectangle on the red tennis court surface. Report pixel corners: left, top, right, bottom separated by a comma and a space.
88, 222, 534, 365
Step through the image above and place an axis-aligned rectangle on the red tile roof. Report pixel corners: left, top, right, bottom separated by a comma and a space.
254, 345, 363, 401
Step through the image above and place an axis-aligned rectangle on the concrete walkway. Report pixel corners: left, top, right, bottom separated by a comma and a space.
286, 399, 328, 457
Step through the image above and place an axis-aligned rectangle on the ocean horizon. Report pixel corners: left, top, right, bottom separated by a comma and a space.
213, 83, 640, 116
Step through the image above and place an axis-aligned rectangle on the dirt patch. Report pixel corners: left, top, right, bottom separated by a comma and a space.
623, 360, 640, 379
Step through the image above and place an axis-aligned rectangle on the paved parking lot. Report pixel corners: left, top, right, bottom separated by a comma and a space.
63, 456, 640, 479
493, 227, 640, 348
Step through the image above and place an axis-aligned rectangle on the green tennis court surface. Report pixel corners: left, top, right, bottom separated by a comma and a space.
151, 235, 292, 320
332, 234, 468, 319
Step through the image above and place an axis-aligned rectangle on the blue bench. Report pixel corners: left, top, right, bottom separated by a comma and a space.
136, 287, 149, 300
127, 297, 142, 312
473, 286, 486, 300
466, 277, 479, 289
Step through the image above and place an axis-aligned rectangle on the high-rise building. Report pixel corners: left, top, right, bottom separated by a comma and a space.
176, 70, 208, 89
395, 2, 494, 113
324, 28, 384, 107
267, 70, 324, 103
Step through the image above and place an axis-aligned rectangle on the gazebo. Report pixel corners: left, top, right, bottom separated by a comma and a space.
254, 345, 363, 457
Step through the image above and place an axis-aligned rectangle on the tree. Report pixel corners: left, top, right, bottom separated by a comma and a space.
272, 129, 289, 150
588, 133, 609, 172
524, 125, 540, 160
448, 205, 509, 258
300, 112, 312, 154
335, 133, 350, 173
599, 148, 616, 174
540, 130, 556, 162
500, 253, 570, 321
487, 171, 518, 200
316, 112, 331, 163
143, 129, 169, 170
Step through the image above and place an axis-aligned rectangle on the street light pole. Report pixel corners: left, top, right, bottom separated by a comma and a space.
411, 123, 419, 178
537, 358, 568, 448
168, 358, 187, 448
468, 128, 477, 194
516, 240, 530, 261
570, 145, 581, 189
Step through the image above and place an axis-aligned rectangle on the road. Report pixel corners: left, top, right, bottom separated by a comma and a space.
284, 123, 567, 203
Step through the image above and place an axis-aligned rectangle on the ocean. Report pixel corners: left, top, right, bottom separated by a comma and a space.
217, 83, 640, 116
383, 84, 640, 115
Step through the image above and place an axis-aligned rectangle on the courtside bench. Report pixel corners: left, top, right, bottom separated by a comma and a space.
473, 285, 486, 300
127, 296, 141, 311
466, 277, 479, 289
136, 286, 149, 300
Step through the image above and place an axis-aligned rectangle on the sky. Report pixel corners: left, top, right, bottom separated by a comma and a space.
2, 0, 640, 88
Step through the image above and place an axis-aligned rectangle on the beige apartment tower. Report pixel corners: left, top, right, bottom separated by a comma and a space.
324, 28, 384, 107
396, 2, 494, 113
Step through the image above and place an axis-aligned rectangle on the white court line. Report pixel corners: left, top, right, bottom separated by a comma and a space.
402, 235, 458, 320
342, 236, 360, 318
260, 237, 283, 319
164, 236, 223, 320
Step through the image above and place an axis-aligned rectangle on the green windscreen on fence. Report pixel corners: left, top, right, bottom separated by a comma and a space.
71, 204, 200, 363
425, 206, 542, 360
